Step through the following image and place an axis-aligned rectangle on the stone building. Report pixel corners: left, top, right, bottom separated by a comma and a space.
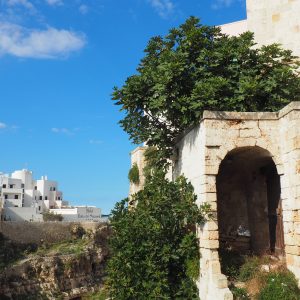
129, 0, 300, 299
131, 103, 300, 299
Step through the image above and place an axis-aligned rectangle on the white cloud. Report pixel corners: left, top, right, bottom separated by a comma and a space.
0, 122, 18, 131
0, 122, 7, 129
7, 0, 35, 10
45, 0, 63, 6
79, 4, 89, 15
211, 0, 242, 10
89, 139, 102, 145
0, 22, 86, 59
148, 0, 175, 19
51, 128, 74, 135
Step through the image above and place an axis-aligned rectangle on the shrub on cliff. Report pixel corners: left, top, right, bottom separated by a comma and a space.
42, 211, 63, 222
107, 169, 210, 299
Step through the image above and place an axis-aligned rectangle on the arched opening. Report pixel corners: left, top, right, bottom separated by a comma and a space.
216, 146, 284, 256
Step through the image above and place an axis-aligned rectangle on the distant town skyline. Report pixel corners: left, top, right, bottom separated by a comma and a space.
0, 0, 246, 214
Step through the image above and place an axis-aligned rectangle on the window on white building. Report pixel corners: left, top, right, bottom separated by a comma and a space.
45, 196, 48, 200
4, 195, 8, 199
2, 184, 6, 188
39, 196, 42, 200
9, 184, 13, 189
15, 195, 19, 199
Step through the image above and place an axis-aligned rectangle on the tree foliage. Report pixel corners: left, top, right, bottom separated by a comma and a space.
128, 163, 140, 184
107, 168, 210, 299
42, 211, 63, 222
113, 17, 300, 156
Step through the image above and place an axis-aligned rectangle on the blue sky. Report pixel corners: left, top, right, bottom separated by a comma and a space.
0, 0, 246, 214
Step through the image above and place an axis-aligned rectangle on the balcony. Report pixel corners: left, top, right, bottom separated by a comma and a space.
1, 188, 23, 194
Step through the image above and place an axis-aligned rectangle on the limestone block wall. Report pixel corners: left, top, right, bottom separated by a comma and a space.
173, 124, 233, 300
129, 103, 300, 300
278, 104, 300, 280
247, 0, 300, 56
172, 102, 300, 300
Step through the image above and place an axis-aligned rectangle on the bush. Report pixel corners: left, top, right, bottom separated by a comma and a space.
128, 163, 140, 184
258, 271, 300, 300
82, 289, 108, 300
42, 211, 63, 222
107, 170, 210, 299
231, 287, 250, 300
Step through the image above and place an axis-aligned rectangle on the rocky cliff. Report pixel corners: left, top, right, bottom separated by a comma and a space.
0, 223, 111, 300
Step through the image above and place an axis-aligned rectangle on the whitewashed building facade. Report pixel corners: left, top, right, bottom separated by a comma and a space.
0, 169, 101, 222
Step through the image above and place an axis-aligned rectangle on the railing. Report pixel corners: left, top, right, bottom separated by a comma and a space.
2, 188, 23, 194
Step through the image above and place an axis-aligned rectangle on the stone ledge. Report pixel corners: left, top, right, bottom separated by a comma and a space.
201, 101, 300, 121
278, 101, 300, 118
174, 102, 300, 145
202, 110, 278, 120
130, 146, 147, 155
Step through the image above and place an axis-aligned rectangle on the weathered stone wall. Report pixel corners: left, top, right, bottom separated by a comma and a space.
129, 102, 300, 299
247, 0, 300, 57
0, 221, 102, 245
278, 105, 300, 281
170, 102, 300, 299
129, 146, 147, 200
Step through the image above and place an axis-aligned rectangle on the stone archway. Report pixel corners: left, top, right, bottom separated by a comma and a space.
216, 146, 284, 256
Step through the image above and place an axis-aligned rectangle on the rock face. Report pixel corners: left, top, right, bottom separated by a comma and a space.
0, 224, 111, 300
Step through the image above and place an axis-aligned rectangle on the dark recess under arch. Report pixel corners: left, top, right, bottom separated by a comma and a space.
216, 146, 284, 255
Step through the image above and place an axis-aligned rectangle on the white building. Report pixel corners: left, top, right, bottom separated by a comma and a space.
50, 206, 101, 222
0, 169, 101, 222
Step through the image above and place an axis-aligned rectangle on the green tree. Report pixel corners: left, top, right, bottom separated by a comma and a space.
107, 168, 210, 299
128, 162, 140, 184
113, 17, 300, 156
42, 211, 63, 222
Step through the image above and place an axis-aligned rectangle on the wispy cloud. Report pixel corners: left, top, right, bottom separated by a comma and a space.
0, 122, 19, 131
147, 0, 175, 19
45, 0, 63, 6
79, 4, 89, 15
0, 22, 86, 59
89, 139, 102, 145
211, 0, 242, 10
6, 0, 36, 11
51, 127, 74, 135
0, 122, 7, 129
